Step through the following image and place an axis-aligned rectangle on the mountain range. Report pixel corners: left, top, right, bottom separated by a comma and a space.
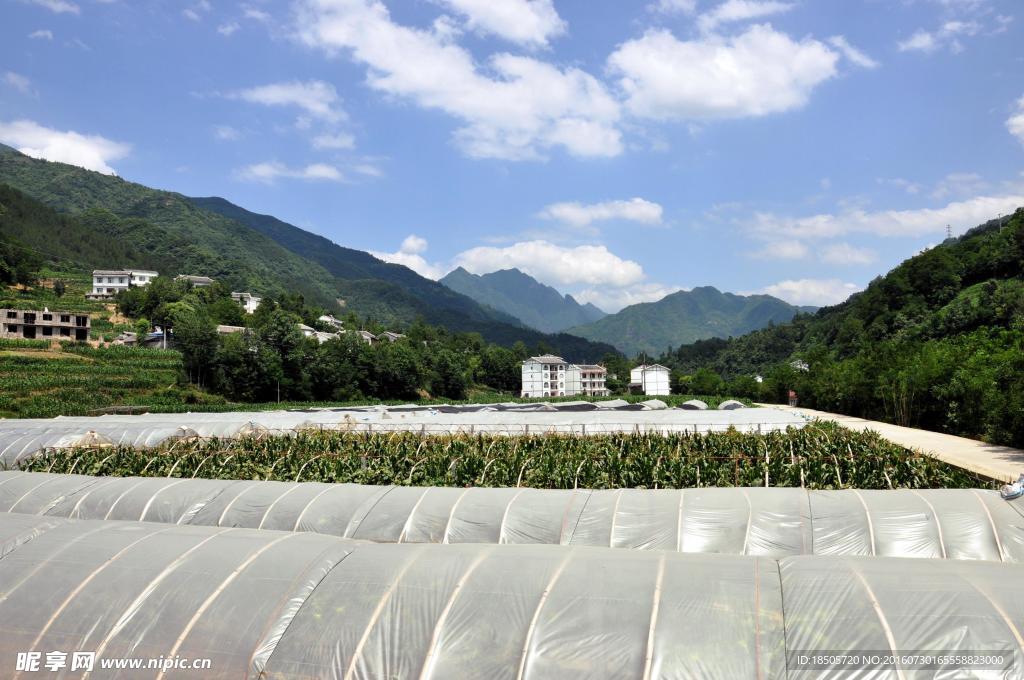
0, 144, 617, 361
439, 267, 605, 334
567, 287, 816, 357
0, 143, 819, 361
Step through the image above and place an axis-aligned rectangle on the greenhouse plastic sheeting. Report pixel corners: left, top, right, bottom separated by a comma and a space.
2, 472, 1023, 562
0, 406, 808, 466
0, 512, 1021, 679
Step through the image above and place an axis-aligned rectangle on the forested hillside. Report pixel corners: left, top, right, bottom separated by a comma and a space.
440, 267, 605, 333
570, 286, 813, 357
661, 210, 1024, 446
0, 145, 616, 361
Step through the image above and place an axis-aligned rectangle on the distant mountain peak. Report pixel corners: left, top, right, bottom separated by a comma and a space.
568, 287, 809, 357
440, 267, 606, 333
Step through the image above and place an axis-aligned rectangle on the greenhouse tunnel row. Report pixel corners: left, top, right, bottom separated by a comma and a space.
0, 511, 1021, 679
1, 471, 1022, 562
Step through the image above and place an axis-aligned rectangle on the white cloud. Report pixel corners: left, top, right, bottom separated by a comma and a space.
353, 162, 384, 177
607, 24, 838, 121
214, 125, 241, 141
878, 177, 923, 195
237, 161, 345, 183
749, 193, 1024, 240
573, 282, 684, 313
753, 278, 860, 306
3, 72, 33, 95
746, 239, 808, 260
827, 36, 879, 69
312, 132, 356, 150
371, 234, 447, 279
697, 0, 794, 33
452, 240, 645, 287
648, 0, 697, 14
930, 172, 988, 200
183, 8, 201, 21
23, 0, 79, 14
819, 242, 877, 266
0, 119, 129, 174
295, 0, 622, 160
898, 20, 981, 53
1008, 96, 1024, 146
399, 234, 427, 254
230, 80, 346, 123
435, 0, 565, 47
218, 22, 240, 36
28, 29, 54, 40
243, 6, 272, 22
538, 198, 663, 227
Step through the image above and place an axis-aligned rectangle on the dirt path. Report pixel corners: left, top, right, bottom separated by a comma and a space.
763, 404, 1023, 483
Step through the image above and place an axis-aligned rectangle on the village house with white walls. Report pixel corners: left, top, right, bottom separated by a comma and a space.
232, 292, 262, 314
87, 269, 158, 299
521, 355, 609, 398
630, 364, 671, 396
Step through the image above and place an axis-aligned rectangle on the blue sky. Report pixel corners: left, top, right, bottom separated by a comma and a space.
2, 0, 1023, 312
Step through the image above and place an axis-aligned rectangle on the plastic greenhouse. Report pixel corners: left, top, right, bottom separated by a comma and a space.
0, 512, 1022, 679
1, 472, 1023, 561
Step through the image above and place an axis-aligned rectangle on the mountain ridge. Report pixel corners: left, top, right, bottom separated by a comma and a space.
439, 266, 606, 333
0, 144, 618, 361
568, 285, 815, 357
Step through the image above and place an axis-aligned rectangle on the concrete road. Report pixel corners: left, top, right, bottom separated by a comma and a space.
763, 404, 1023, 483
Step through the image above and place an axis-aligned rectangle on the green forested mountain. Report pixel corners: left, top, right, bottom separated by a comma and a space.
0, 145, 616, 360
568, 286, 814, 357
662, 210, 1024, 446
439, 267, 606, 333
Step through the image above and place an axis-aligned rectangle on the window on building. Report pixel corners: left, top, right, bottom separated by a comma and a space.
42, 326, 53, 336
60, 315, 70, 323
42, 314, 52, 321
60, 328, 70, 336
5, 311, 15, 319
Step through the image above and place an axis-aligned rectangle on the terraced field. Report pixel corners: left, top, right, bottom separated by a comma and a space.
0, 340, 185, 417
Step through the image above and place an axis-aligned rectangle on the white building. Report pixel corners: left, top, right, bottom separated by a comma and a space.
378, 331, 405, 343
232, 292, 262, 314
521, 355, 584, 398
630, 364, 671, 396
318, 314, 344, 329
89, 270, 158, 298
577, 364, 610, 396
176, 275, 215, 287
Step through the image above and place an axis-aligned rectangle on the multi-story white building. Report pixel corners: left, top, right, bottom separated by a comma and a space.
232, 292, 262, 314
521, 355, 585, 398
630, 364, 671, 396
89, 270, 158, 298
577, 364, 610, 396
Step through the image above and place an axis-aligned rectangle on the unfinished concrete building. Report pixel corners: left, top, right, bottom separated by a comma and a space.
1, 308, 90, 342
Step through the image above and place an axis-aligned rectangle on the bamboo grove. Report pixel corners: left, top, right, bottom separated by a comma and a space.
21, 422, 988, 490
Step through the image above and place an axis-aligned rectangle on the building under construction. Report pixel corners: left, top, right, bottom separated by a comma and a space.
0, 308, 90, 342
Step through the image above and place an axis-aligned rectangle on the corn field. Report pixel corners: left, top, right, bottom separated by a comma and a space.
0, 343, 183, 418
22, 422, 989, 489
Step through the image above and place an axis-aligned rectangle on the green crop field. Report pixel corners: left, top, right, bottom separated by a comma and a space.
0, 340, 188, 418
22, 421, 989, 490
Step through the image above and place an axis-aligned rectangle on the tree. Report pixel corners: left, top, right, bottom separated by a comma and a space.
432, 349, 469, 400
478, 345, 519, 392
172, 308, 218, 386
52, 280, 65, 297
